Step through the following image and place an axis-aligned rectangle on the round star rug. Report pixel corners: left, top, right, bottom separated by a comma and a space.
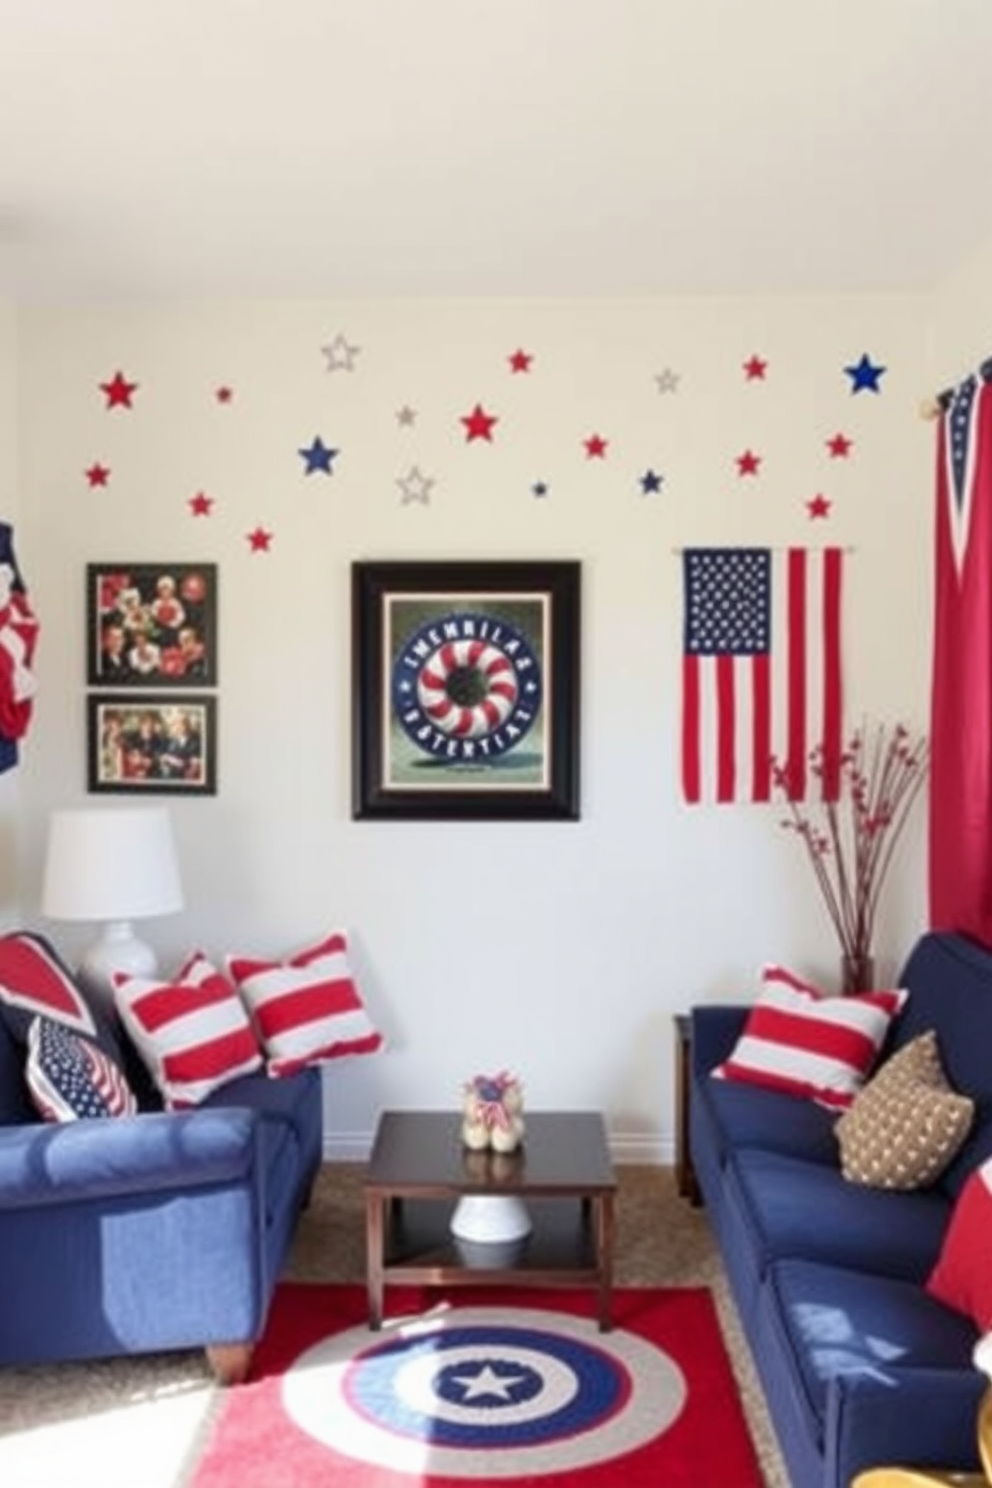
188, 1285, 763, 1488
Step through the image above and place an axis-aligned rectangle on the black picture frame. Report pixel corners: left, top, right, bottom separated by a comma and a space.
352, 559, 581, 820
86, 563, 218, 688
87, 694, 218, 796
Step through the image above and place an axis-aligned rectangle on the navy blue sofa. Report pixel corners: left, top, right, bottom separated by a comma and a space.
690, 931, 992, 1488
0, 964, 323, 1383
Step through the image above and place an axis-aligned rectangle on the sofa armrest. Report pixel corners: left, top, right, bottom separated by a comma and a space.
690, 1005, 749, 1077
0, 1108, 258, 1212
826, 1366, 986, 1488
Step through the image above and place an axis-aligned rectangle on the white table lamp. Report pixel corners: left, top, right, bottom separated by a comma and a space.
42, 805, 184, 994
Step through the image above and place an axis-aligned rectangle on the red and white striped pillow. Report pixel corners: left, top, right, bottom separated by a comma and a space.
712, 963, 908, 1110
227, 930, 383, 1077
114, 951, 263, 1109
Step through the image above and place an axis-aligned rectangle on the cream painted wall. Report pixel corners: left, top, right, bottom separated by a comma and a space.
14, 297, 932, 1159
927, 232, 992, 388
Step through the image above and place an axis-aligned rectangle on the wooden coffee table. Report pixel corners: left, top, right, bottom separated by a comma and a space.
364, 1110, 617, 1331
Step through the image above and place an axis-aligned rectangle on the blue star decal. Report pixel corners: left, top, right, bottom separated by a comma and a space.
298, 436, 339, 474
844, 354, 886, 394
640, 469, 663, 494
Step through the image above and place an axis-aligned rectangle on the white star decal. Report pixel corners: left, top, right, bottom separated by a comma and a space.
450, 1363, 526, 1401
397, 464, 435, 505
322, 334, 361, 372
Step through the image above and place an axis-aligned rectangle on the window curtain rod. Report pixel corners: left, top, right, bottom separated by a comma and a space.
920, 356, 992, 420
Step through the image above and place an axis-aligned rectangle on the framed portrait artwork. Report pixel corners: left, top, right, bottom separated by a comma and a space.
87, 695, 218, 796
352, 560, 581, 820
86, 563, 218, 688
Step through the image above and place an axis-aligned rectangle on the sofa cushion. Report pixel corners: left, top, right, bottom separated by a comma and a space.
835, 1030, 975, 1190
201, 1063, 322, 1150
766, 1256, 980, 1450
114, 952, 263, 1109
693, 1065, 842, 1167
712, 964, 907, 1111
25, 1015, 137, 1121
227, 930, 382, 1076
926, 1155, 992, 1331
725, 1147, 950, 1283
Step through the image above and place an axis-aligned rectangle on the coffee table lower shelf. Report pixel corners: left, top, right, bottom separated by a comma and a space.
369, 1196, 612, 1331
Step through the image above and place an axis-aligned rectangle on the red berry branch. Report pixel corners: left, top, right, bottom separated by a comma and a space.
772, 722, 929, 970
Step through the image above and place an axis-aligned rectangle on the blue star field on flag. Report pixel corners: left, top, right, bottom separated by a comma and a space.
949, 375, 978, 519
684, 549, 771, 656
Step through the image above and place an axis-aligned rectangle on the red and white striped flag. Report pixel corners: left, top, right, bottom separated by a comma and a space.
681, 546, 844, 804
930, 372, 992, 942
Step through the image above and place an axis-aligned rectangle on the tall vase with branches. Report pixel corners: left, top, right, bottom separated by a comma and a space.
772, 722, 929, 993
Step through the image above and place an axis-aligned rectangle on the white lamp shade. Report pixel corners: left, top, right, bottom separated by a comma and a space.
42, 806, 184, 922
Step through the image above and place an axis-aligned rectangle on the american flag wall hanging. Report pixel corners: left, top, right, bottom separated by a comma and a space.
680, 546, 845, 805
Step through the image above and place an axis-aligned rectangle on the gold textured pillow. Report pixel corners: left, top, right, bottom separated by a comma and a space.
835, 1030, 974, 1190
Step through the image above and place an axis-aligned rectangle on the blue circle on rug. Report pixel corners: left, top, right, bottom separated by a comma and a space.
283, 1304, 686, 1477
345, 1324, 626, 1447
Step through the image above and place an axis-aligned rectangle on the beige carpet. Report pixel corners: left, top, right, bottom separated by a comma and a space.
0, 1163, 789, 1488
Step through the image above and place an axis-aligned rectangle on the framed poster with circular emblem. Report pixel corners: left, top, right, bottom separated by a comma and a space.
352, 560, 580, 820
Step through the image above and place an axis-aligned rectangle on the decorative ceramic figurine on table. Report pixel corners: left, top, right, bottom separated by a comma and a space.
460, 1071, 525, 1153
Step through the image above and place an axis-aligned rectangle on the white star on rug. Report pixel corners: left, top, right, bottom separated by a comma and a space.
322, 334, 360, 372
450, 1363, 526, 1401
396, 464, 435, 505
655, 367, 680, 394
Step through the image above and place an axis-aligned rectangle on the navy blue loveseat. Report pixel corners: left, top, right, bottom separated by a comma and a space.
690, 931, 992, 1488
0, 941, 323, 1383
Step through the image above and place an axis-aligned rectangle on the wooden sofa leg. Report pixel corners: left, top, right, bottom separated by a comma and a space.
206, 1342, 254, 1386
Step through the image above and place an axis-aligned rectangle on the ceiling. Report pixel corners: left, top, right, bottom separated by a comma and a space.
2, 0, 992, 303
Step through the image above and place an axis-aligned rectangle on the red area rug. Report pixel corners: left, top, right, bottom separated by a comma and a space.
189, 1284, 762, 1487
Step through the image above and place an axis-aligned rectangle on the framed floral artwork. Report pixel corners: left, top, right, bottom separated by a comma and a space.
352, 559, 581, 820
86, 563, 218, 688
87, 694, 217, 796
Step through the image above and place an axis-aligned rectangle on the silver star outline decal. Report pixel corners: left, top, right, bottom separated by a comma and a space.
322, 334, 361, 372
397, 464, 435, 505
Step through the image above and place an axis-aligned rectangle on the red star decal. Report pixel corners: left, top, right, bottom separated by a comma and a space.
461, 403, 499, 442
736, 449, 761, 476
807, 494, 832, 519
85, 462, 111, 487
827, 432, 853, 458
584, 433, 608, 459
247, 526, 273, 552
743, 355, 767, 380
100, 371, 138, 408
189, 492, 214, 517
215, 386, 233, 403
508, 349, 533, 373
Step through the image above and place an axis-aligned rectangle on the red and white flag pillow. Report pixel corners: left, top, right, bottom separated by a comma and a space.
227, 930, 383, 1077
712, 963, 908, 1110
927, 1156, 992, 1330
114, 952, 262, 1109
